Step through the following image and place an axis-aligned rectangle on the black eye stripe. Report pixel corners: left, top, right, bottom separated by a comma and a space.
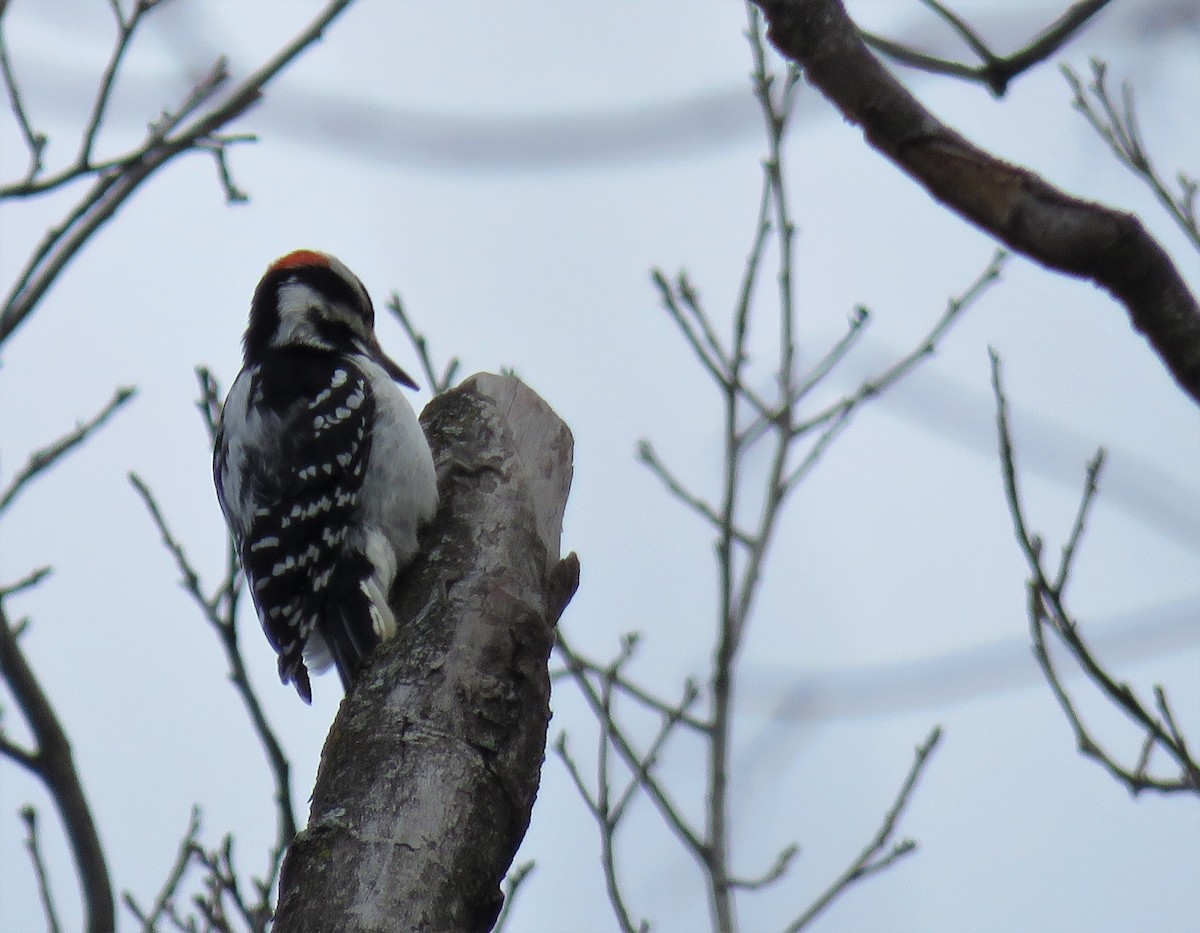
309, 312, 358, 350
244, 260, 374, 363
291, 266, 373, 326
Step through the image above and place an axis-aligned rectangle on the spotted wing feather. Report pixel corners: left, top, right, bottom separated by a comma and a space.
221, 348, 376, 702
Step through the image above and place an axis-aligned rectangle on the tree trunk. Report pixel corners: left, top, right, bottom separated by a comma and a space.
275, 373, 578, 932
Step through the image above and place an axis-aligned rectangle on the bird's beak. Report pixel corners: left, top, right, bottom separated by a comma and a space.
362, 333, 419, 390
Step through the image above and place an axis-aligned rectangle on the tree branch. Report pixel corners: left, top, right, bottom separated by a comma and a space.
275, 374, 575, 932
20, 805, 62, 933
0, 387, 135, 516
755, 0, 1200, 407
861, 0, 1113, 97
0, 603, 114, 933
1064, 60, 1200, 252
783, 726, 942, 932
991, 351, 1200, 795
0, 0, 357, 347
129, 468, 297, 912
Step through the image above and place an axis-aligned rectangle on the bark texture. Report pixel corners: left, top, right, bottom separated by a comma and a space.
274, 373, 577, 933
754, 0, 1200, 407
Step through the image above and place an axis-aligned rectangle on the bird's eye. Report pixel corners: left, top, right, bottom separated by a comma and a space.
309, 311, 359, 349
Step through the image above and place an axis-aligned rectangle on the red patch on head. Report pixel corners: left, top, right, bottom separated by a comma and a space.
268, 250, 331, 273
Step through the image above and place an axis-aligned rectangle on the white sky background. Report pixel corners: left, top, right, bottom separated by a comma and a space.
1, 0, 1198, 930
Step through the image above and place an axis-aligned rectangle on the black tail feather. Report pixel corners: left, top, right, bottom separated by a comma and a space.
320, 553, 379, 691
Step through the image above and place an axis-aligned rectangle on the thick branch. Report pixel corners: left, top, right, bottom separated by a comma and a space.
275, 374, 576, 932
0, 0, 356, 346
754, 0, 1200, 406
0, 604, 114, 933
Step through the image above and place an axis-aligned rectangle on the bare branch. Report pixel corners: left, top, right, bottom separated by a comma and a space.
557, 631, 708, 865
128, 471, 298, 899
194, 367, 224, 446
0, 565, 52, 600
0, 386, 136, 516
386, 292, 460, 394
991, 351, 1200, 795
755, 0, 1200, 406
20, 805, 62, 933
0, 18, 47, 181
1055, 448, 1105, 595
0, 0, 358, 347
652, 268, 733, 390
784, 727, 942, 932
729, 842, 799, 891
1064, 61, 1200, 252
198, 136, 256, 204
791, 249, 1005, 441
77, 0, 147, 166
636, 439, 755, 547
862, 0, 1113, 97
492, 861, 536, 933
0, 603, 114, 932
123, 806, 202, 933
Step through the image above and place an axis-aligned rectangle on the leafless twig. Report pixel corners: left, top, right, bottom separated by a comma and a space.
123, 806, 203, 933
560, 9, 949, 929
386, 292, 460, 394
0, 0, 358, 347
492, 861, 536, 933
127, 371, 300, 927
783, 727, 943, 932
129, 461, 298, 917
861, 0, 1113, 97
1064, 60, 1200, 252
0, 565, 52, 600
754, 0, 1200, 407
20, 805, 63, 933
0, 387, 136, 516
991, 350, 1199, 796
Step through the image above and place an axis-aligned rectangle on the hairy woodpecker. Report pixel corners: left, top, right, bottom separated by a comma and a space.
213, 250, 438, 702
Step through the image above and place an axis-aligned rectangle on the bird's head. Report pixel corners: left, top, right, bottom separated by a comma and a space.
244, 249, 418, 389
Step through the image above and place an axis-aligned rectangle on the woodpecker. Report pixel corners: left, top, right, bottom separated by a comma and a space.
213, 250, 438, 702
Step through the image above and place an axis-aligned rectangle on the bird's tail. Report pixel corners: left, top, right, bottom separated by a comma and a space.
319, 551, 391, 691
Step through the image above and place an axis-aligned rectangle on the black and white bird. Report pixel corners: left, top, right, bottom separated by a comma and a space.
213, 250, 438, 702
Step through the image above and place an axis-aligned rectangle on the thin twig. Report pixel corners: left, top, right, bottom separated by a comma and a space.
729, 842, 799, 891
128, 471, 297, 913
77, 0, 145, 166
791, 250, 1006, 442
557, 632, 708, 863
559, 641, 708, 733
991, 351, 1199, 795
652, 268, 732, 390
553, 734, 646, 933
0, 0, 358, 346
611, 678, 701, 824
492, 861, 536, 933
21, 805, 63, 933
863, 0, 1114, 97
123, 806, 203, 933
386, 292, 459, 394
1063, 61, 1200, 251
0, 386, 136, 515
0, 565, 52, 600
1054, 448, 1105, 595
783, 727, 942, 932
636, 439, 755, 548
0, 19, 47, 181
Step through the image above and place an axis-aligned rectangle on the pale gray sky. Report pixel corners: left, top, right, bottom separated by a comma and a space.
1, 2, 1198, 931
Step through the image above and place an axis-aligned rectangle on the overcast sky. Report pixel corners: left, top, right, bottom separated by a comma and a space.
1, 1, 1198, 931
